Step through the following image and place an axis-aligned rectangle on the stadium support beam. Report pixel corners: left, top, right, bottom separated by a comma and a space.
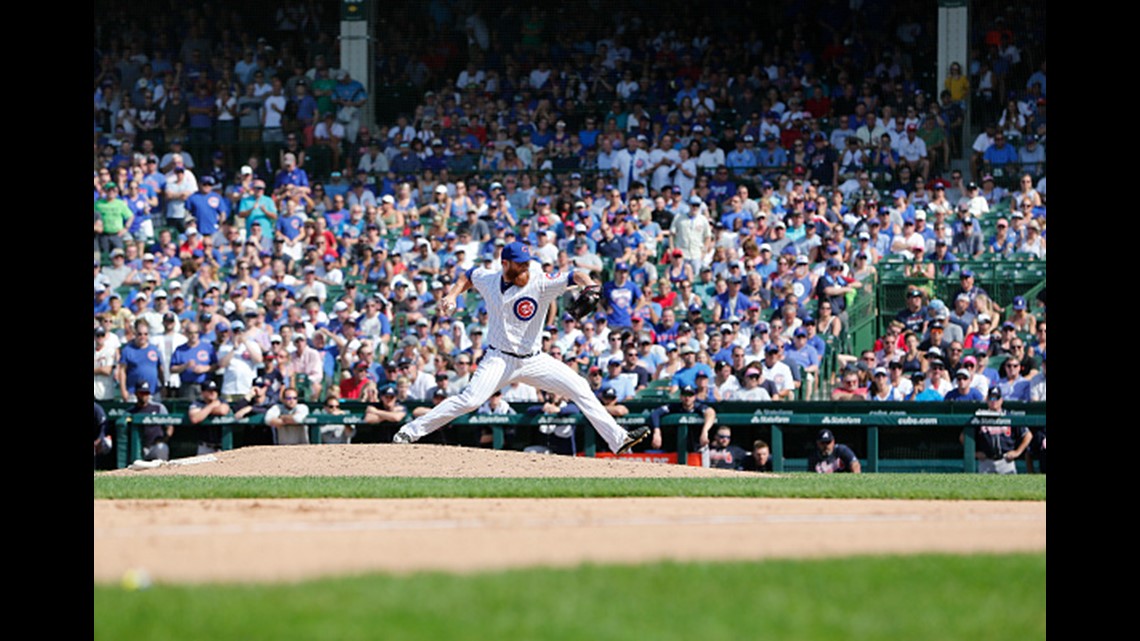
340, 0, 373, 129
938, 0, 970, 164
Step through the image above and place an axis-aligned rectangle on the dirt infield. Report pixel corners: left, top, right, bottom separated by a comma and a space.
94, 445, 1047, 584
102, 444, 743, 477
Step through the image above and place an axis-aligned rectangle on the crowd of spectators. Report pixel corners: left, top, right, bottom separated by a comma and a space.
94, 1, 1046, 445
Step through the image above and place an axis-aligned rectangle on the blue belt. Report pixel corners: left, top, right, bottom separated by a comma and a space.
490, 345, 536, 359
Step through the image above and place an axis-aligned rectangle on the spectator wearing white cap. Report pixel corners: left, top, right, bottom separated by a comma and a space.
669, 195, 712, 272
218, 319, 264, 401
296, 266, 328, 305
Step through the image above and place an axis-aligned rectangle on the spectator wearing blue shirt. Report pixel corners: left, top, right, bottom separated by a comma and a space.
982, 133, 1019, 173
670, 345, 715, 392
170, 322, 216, 399
930, 238, 959, 276
273, 153, 310, 197
184, 176, 229, 236
726, 137, 758, 176
707, 166, 736, 207
291, 82, 318, 130
802, 317, 827, 358
784, 327, 821, 398
602, 263, 642, 329
714, 276, 752, 321
944, 369, 985, 401
601, 359, 637, 401
119, 320, 161, 400
756, 137, 788, 177
909, 371, 944, 401
332, 70, 368, 143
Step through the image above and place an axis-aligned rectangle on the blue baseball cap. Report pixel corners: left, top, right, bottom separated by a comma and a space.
500, 241, 534, 263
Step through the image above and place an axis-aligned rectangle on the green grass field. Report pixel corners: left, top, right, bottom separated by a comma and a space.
95, 474, 1046, 640
94, 553, 1046, 641
94, 473, 1046, 501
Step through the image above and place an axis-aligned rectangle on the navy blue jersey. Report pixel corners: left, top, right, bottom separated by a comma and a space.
808, 443, 859, 473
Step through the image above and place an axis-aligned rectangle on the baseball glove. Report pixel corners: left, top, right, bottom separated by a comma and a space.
568, 286, 602, 322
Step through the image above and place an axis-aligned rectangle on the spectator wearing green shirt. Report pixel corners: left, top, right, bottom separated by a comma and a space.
94, 183, 133, 258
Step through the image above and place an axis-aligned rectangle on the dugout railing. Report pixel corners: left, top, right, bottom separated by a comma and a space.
106, 400, 1045, 474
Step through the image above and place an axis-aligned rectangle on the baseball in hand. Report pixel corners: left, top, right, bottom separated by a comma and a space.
438, 297, 455, 316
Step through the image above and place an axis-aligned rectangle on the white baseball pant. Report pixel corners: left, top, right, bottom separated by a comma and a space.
397, 348, 631, 453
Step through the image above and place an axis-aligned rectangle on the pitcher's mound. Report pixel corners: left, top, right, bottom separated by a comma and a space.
105, 444, 749, 478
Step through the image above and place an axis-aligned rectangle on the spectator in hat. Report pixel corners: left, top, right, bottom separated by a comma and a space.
127, 381, 172, 461
894, 287, 928, 334
669, 195, 713, 271
601, 261, 643, 331
946, 293, 977, 337
926, 357, 953, 396
600, 358, 637, 401
809, 428, 861, 473
231, 375, 276, 444
784, 327, 821, 397
952, 269, 988, 313
868, 366, 904, 401
918, 319, 952, 355
985, 215, 1018, 256
736, 366, 774, 401
895, 123, 930, 180
187, 380, 232, 454
238, 179, 278, 245
647, 382, 717, 451
904, 369, 938, 401
218, 319, 263, 402
944, 367, 985, 401
362, 384, 407, 430
978, 174, 1006, 207
759, 342, 797, 400
960, 355, 990, 396
962, 386, 1032, 474
957, 180, 989, 219
185, 175, 229, 237
94, 183, 134, 258
338, 360, 375, 401
669, 344, 714, 393
1017, 132, 1046, 178
1006, 296, 1037, 334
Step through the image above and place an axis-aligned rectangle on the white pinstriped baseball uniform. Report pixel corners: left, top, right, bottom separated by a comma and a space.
396, 260, 632, 452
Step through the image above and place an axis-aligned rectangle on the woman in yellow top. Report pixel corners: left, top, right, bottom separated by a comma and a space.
944, 62, 970, 104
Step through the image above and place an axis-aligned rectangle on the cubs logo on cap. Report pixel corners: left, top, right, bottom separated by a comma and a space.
500, 241, 534, 263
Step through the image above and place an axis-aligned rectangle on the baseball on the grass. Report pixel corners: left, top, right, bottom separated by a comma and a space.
121, 568, 152, 591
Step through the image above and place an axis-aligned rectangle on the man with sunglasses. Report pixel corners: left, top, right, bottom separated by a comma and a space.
708, 426, 749, 470
264, 385, 311, 445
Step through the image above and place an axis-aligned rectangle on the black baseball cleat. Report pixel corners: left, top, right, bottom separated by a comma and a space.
617, 426, 650, 455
